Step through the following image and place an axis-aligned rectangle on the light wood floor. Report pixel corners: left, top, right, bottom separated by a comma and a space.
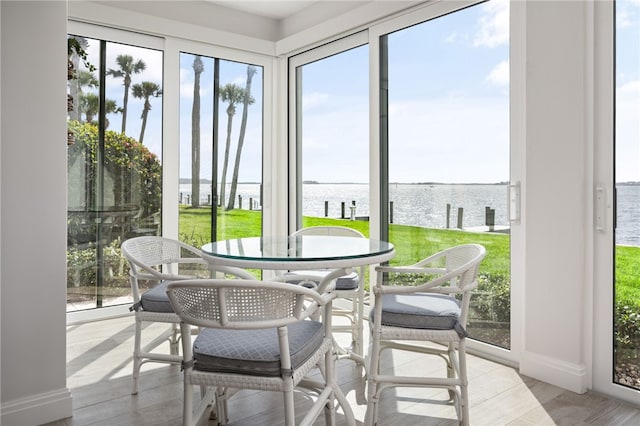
47, 315, 640, 426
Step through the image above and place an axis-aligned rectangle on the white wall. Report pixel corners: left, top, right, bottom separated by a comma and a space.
0, 1, 73, 425
519, 0, 590, 393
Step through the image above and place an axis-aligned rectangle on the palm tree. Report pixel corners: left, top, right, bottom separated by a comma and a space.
107, 54, 146, 134
69, 69, 98, 121
131, 81, 162, 143
79, 93, 118, 127
67, 36, 91, 121
219, 83, 246, 207
227, 66, 257, 211
191, 56, 204, 208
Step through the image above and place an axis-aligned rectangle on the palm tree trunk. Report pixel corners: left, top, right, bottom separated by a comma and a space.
121, 77, 130, 134
139, 103, 149, 144
226, 67, 256, 211
220, 110, 234, 207
192, 57, 203, 208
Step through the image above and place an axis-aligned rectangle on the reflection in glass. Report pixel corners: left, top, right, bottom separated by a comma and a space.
67, 36, 163, 311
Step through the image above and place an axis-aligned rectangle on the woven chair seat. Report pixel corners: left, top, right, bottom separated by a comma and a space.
370, 293, 467, 337
193, 320, 324, 376
139, 281, 174, 313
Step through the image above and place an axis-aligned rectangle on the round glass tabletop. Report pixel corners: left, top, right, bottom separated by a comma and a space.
202, 235, 394, 264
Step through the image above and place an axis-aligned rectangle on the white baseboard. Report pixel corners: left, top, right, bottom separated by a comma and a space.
1, 388, 72, 426
520, 350, 588, 394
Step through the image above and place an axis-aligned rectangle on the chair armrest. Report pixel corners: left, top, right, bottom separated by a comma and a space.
177, 257, 208, 264
375, 265, 446, 275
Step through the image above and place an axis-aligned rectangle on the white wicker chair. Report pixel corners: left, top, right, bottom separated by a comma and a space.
121, 236, 255, 395
365, 244, 486, 426
283, 226, 367, 367
166, 279, 356, 426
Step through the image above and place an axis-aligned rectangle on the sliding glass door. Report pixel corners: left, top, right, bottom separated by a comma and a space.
594, 0, 639, 404
613, 0, 639, 393
377, 0, 512, 350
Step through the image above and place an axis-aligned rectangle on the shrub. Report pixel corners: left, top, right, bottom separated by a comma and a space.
472, 272, 511, 323
66, 240, 128, 288
67, 120, 161, 217
615, 301, 640, 352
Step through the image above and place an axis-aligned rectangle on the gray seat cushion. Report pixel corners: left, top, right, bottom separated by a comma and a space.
193, 320, 325, 376
285, 271, 359, 291
371, 293, 467, 338
140, 281, 174, 313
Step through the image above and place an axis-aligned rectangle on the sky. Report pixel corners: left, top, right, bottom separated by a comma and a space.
72, 0, 639, 184
300, 0, 511, 184
616, 0, 640, 183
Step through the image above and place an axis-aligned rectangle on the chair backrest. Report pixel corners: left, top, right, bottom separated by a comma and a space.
166, 279, 334, 330
441, 244, 486, 291
121, 236, 203, 280
376, 244, 485, 327
292, 226, 364, 238
289, 226, 366, 292
377, 243, 486, 294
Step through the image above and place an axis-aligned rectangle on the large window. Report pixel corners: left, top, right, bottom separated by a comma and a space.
67, 32, 163, 311
380, 0, 511, 348
614, 0, 639, 391
178, 53, 263, 245
291, 41, 369, 231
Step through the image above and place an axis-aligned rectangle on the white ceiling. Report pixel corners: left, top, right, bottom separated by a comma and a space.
90, 1, 418, 43
204, 1, 322, 20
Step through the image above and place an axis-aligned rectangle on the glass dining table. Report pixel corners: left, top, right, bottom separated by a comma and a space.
201, 234, 395, 274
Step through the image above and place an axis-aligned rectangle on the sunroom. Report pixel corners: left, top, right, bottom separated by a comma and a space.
1, 0, 638, 425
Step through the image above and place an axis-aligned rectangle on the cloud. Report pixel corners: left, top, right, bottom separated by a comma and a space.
617, 0, 640, 29
445, 30, 469, 44
486, 60, 510, 87
473, 0, 509, 48
618, 79, 640, 95
302, 92, 329, 110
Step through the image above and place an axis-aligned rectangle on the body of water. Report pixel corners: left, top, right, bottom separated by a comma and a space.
179, 182, 639, 246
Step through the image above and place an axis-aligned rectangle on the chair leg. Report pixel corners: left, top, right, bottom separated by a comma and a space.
365, 335, 382, 426
131, 316, 143, 395
446, 343, 457, 403
458, 339, 470, 426
169, 323, 180, 356
216, 388, 230, 426
356, 291, 364, 357
323, 347, 336, 426
354, 287, 365, 377
323, 396, 336, 426
282, 377, 296, 426
183, 379, 193, 426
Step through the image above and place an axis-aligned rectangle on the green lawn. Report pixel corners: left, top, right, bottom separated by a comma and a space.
179, 206, 638, 305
